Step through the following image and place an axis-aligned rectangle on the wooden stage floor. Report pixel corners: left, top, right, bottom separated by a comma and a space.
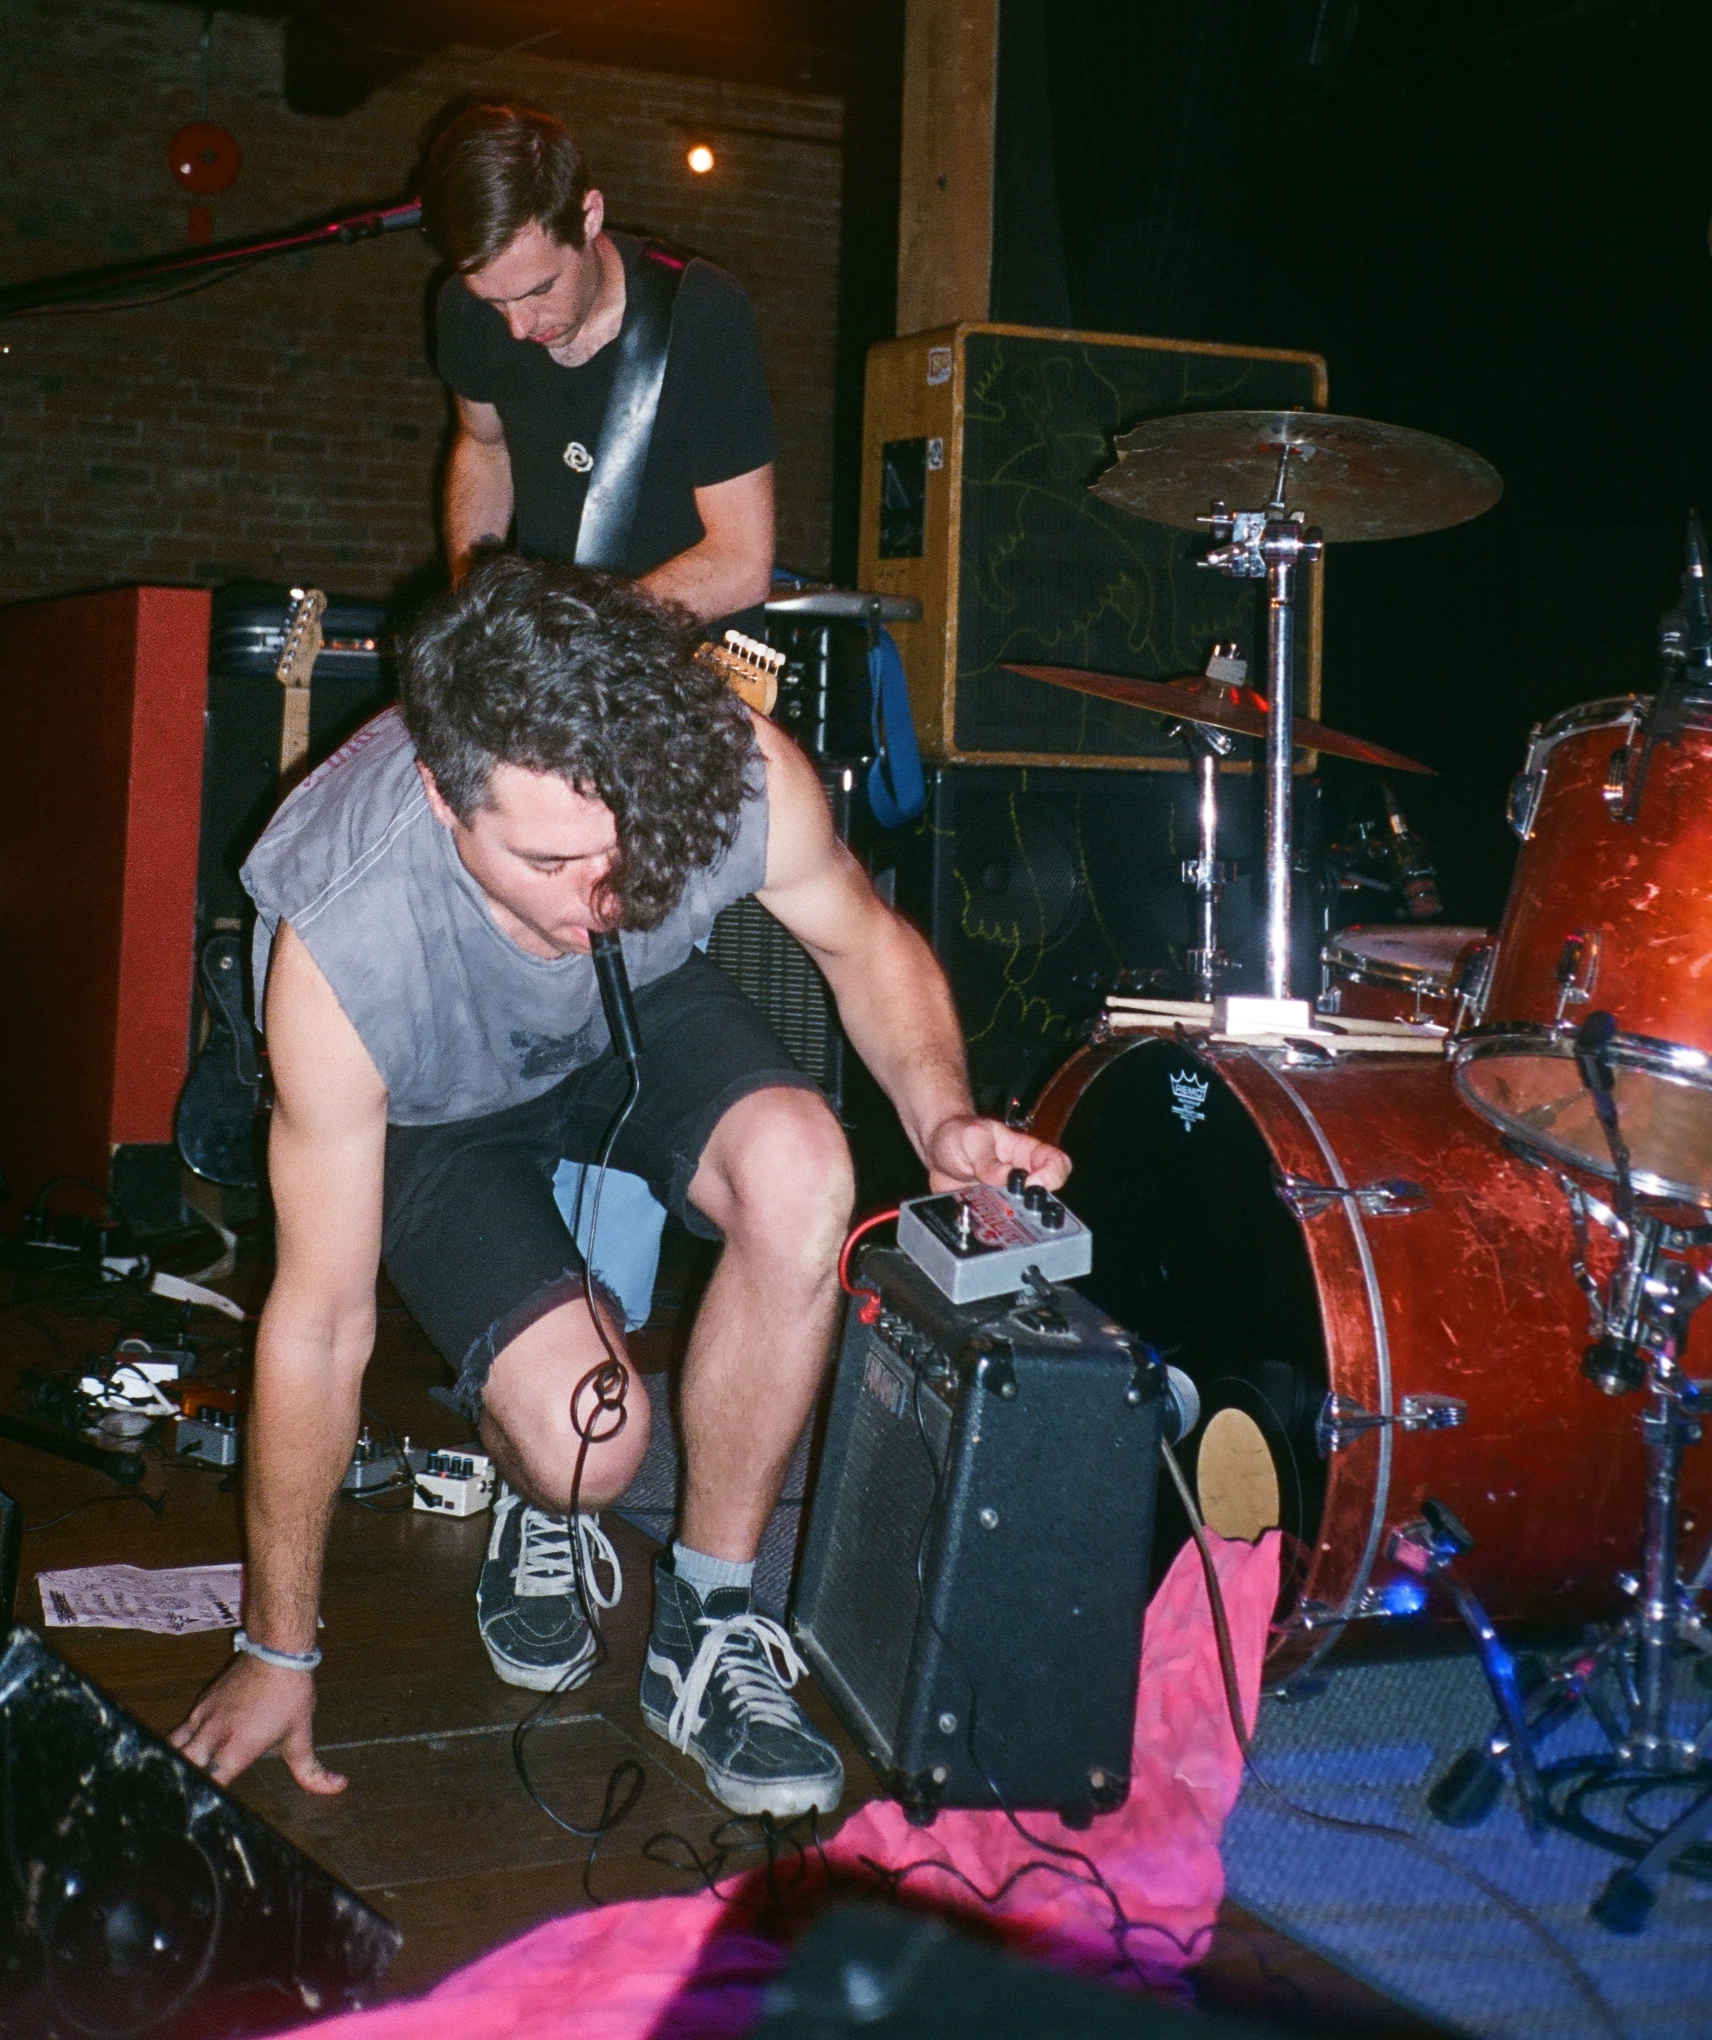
0, 1225, 1449, 2037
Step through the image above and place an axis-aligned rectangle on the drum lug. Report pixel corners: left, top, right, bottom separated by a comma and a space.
1602, 744, 1636, 816
1553, 929, 1602, 1020
1274, 1170, 1432, 1221
1316, 1391, 1468, 1456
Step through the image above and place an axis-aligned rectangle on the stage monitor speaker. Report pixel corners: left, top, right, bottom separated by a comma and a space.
793, 1248, 1162, 1827
756, 1904, 1289, 2038
874, 765, 1325, 1120
705, 764, 855, 1111
857, 323, 1326, 768
0, 1626, 399, 2036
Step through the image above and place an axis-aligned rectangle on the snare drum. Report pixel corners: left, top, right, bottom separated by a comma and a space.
1320, 924, 1489, 1029
1454, 695, 1712, 1204
1030, 1036, 1711, 1676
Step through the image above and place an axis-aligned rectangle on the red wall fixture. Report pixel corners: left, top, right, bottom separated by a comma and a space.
0, 586, 211, 1222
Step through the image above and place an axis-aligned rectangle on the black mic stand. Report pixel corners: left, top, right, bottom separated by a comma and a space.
0, 199, 422, 320
1429, 1009, 1712, 1930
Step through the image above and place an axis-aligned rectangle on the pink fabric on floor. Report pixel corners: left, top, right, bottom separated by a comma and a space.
271, 1531, 1280, 2040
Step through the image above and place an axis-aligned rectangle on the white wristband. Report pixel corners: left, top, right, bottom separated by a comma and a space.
233, 1627, 322, 1673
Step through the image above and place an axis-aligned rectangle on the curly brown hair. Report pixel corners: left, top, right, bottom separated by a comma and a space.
399, 554, 758, 932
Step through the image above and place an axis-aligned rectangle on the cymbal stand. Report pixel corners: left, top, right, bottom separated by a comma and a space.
1174, 719, 1235, 1001
1198, 444, 1322, 1003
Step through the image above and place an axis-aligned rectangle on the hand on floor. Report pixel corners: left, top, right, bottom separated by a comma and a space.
169, 1653, 348, 1796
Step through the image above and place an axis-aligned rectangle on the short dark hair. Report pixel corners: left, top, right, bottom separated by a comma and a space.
422, 103, 591, 272
399, 555, 758, 933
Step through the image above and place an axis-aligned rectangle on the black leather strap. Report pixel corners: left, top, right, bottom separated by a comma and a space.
574, 243, 687, 571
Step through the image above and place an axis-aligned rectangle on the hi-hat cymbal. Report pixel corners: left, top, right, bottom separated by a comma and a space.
1090, 410, 1502, 543
1003, 663, 1436, 775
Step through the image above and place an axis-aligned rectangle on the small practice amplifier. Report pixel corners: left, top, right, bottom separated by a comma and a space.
793, 1248, 1167, 1826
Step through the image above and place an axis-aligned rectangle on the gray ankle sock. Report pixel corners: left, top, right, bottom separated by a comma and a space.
671, 1541, 754, 1600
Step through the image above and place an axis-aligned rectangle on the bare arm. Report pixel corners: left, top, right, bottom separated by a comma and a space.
639, 464, 774, 623
752, 720, 1068, 1191
445, 395, 514, 584
171, 922, 388, 1793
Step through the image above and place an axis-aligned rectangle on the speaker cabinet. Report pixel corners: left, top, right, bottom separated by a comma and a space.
876, 765, 1325, 1118
858, 323, 1326, 767
705, 765, 856, 1109
0, 1627, 398, 2036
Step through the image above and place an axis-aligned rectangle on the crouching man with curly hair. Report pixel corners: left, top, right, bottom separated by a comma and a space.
171, 555, 1068, 1822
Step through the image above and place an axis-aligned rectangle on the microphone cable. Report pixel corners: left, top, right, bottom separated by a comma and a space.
508, 929, 646, 1899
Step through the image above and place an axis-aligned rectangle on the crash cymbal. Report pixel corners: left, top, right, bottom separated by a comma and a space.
1003, 663, 1436, 775
1090, 410, 1502, 543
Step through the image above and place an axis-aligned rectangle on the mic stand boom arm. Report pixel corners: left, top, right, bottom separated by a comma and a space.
0, 199, 422, 319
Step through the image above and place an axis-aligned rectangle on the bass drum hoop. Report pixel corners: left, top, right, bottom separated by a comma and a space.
1031, 1037, 1408, 1680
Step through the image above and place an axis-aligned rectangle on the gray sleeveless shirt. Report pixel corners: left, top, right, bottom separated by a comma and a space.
242, 707, 768, 1125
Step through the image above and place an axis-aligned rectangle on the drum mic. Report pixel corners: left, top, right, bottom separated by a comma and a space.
1379, 784, 1442, 921
589, 930, 642, 1069
1572, 1008, 1619, 1117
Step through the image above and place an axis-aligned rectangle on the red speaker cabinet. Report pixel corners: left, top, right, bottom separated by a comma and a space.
0, 586, 210, 1229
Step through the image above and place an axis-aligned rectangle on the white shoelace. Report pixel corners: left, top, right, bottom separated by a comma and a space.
662, 1612, 810, 1750
513, 1502, 623, 1610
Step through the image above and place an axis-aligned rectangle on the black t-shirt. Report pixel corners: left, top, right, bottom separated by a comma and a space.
435, 233, 775, 585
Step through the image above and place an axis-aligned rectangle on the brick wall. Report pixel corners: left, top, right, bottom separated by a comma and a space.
0, 0, 843, 608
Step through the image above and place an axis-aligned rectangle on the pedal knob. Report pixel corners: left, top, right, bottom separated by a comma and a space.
1006, 1168, 1027, 1196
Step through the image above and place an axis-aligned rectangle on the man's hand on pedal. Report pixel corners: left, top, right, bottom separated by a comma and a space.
924, 1113, 1070, 1195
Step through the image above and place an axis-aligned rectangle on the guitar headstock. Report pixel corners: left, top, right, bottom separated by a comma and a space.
695, 629, 785, 716
275, 586, 328, 692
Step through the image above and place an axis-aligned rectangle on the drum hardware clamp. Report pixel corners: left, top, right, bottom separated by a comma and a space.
1315, 1392, 1467, 1458
1274, 1171, 1431, 1221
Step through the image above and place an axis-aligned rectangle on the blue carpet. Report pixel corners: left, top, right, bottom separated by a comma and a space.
1222, 1654, 1712, 2039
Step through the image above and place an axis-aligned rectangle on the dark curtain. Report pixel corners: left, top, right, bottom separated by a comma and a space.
987, 0, 1712, 925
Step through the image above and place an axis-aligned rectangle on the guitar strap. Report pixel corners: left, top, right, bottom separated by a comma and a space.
574, 242, 688, 571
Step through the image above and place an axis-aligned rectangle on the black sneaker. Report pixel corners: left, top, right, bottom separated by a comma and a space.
476, 1486, 622, 1692
639, 1555, 843, 1819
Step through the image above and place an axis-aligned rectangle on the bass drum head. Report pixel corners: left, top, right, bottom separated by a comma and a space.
1046, 1037, 1328, 1600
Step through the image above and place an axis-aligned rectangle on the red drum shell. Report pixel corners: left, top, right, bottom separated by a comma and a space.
1031, 1036, 1711, 1676
1456, 698, 1712, 1203
1320, 924, 1489, 1030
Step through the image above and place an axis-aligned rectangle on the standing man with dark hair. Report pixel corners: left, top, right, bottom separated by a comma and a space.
168, 558, 1068, 1821
423, 102, 774, 631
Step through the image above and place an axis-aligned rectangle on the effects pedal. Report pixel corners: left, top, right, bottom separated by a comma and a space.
176, 1410, 239, 1467
896, 1169, 1091, 1304
406, 1447, 495, 1518
341, 1426, 404, 1493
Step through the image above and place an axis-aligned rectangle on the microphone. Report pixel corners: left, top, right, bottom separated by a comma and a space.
589, 931, 642, 1069
1379, 785, 1442, 921
1573, 1008, 1619, 1116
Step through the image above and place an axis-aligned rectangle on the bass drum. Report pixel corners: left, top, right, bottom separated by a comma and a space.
1030, 1035, 1712, 1677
